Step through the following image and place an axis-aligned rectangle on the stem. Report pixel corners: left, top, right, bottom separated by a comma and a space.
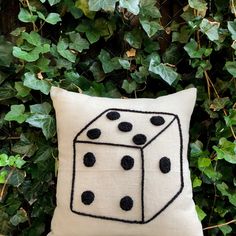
0, 167, 16, 201
204, 71, 211, 99
6, 136, 21, 140
204, 71, 236, 140
25, 0, 37, 31
208, 161, 218, 225
195, 20, 211, 100
203, 219, 236, 230
230, 0, 236, 17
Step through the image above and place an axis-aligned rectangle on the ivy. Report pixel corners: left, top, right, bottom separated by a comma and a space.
0, 0, 236, 235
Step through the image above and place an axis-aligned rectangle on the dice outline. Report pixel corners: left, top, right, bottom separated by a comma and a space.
70, 108, 184, 224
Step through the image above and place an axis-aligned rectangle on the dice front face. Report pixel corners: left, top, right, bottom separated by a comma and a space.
71, 143, 143, 223
71, 109, 183, 224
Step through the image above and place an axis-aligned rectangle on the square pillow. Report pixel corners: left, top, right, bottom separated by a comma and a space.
48, 87, 203, 236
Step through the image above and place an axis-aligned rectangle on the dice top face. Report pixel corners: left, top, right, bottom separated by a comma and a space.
71, 108, 184, 224
74, 109, 177, 148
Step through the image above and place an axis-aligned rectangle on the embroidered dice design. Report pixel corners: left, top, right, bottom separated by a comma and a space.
71, 109, 183, 224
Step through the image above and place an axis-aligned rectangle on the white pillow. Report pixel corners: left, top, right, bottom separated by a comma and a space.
48, 87, 203, 236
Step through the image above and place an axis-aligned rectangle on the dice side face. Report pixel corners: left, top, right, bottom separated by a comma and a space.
142, 117, 183, 223
71, 142, 143, 223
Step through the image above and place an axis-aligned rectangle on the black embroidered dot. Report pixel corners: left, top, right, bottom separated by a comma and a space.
150, 116, 165, 126
81, 191, 95, 205
118, 122, 133, 132
159, 157, 171, 174
120, 196, 133, 211
83, 152, 96, 167
132, 134, 147, 145
121, 155, 134, 170
106, 111, 120, 120
87, 128, 101, 139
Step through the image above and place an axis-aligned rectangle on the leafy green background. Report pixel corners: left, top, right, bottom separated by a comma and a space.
0, 0, 236, 235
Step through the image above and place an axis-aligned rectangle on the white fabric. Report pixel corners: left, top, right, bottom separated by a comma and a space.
48, 87, 203, 236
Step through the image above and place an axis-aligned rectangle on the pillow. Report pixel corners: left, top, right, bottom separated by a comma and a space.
48, 87, 203, 236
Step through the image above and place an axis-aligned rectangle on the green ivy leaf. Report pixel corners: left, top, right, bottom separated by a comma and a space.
124, 29, 142, 49
219, 223, 232, 235
224, 109, 236, 126
64, 71, 91, 90
23, 72, 51, 95
148, 53, 161, 67
229, 193, 236, 207
4, 105, 28, 124
0, 83, 16, 101
18, 8, 37, 23
77, 20, 100, 43
0, 72, 8, 85
119, 0, 140, 15
210, 97, 231, 111
68, 32, 90, 52
225, 61, 236, 77
195, 205, 207, 221
88, 0, 118, 11
0, 36, 14, 67
200, 19, 220, 41
85, 81, 121, 97
216, 182, 229, 196
7, 169, 26, 187
57, 38, 76, 62
45, 13, 62, 25
0, 154, 8, 167
172, 25, 192, 43
94, 17, 116, 39
26, 114, 56, 140
217, 182, 236, 207
144, 38, 160, 53
37, 11, 46, 20
228, 21, 236, 40
34, 145, 54, 163
15, 82, 31, 98
26, 102, 56, 140
131, 66, 148, 83
48, 0, 61, 6
190, 140, 209, 158
8, 155, 26, 168
0, 170, 7, 183
13, 47, 40, 62
65, 0, 83, 19
121, 80, 137, 94
0, 209, 11, 233
184, 39, 206, 58
10, 209, 28, 226
21, 31, 42, 47
75, 0, 96, 19
140, 18, 162, 37
30, 102, 52, 114
189, 0, 207, 12
149, 61, 178, 85
98, 49, 121, 73
213, 138, 236, 164
198, 157, 211, 169
13, 43, 50, 63
140, 0, 161, 18
11, 133, 37, 157
89, 62, 105, 82
118, 59, 130, 69
193, 177, 202, 188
